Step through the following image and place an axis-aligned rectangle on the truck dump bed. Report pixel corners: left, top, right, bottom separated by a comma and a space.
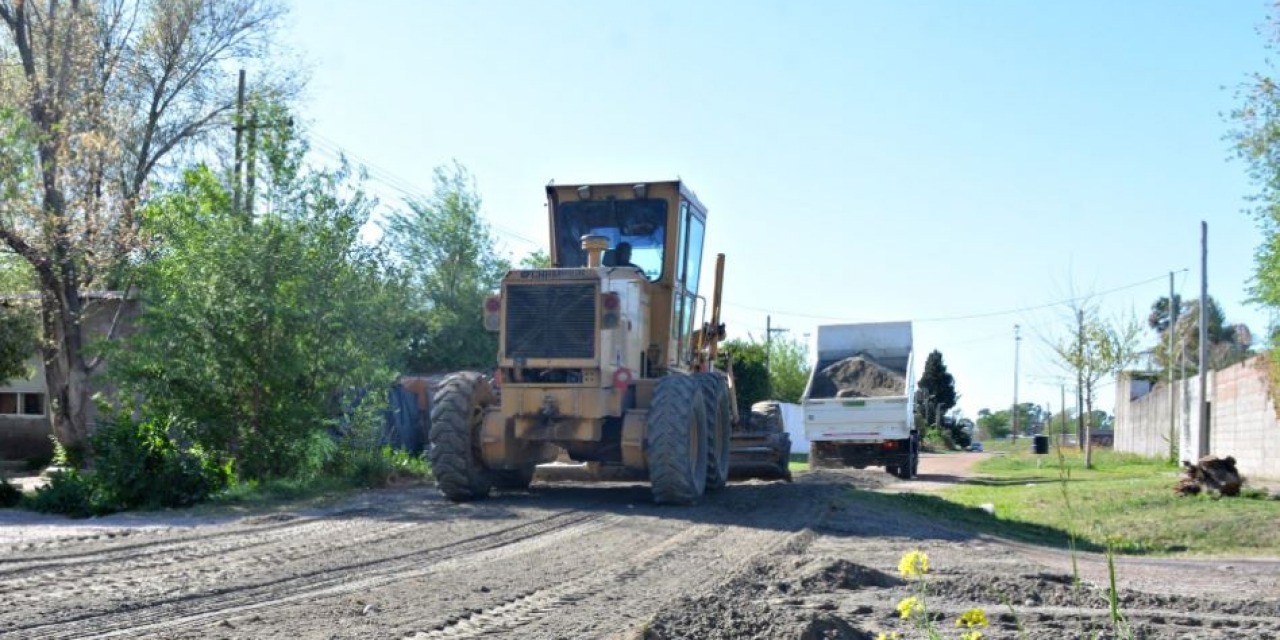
802, 322, 915, 444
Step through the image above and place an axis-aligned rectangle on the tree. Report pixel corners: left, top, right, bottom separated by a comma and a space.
0, 0, 293, 458
1148, 295, 1251, 374
1051, 301, 1142, 468
976, 408, 1011, 440
519, 249, 552, 269
113, 117, 407, 480
1147, 295, 1184, 334
717, 339, 768, 417
0, 251, 36, 382
0, 300, 35, 383
915, 350, 957, 426
382, 161, 511, 373
768, 334, 811, 404
1232, 13, 1280, 318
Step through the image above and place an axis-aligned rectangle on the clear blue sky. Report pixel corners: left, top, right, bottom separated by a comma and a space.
284, 0, 1275, 420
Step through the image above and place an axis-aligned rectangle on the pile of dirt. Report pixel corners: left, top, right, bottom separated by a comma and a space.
1175, 455, 1243, 496
808, 355, 905, 399
637, 593, 870, 640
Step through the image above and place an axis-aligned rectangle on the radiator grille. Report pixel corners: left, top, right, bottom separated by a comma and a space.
505, 283, 596, 359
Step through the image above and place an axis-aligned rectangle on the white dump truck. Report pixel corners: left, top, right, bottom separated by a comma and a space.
802, 321, 918, 479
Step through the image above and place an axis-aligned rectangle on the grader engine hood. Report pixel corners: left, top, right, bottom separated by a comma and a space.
487, 267, 647, 381
502, 269, 601, 366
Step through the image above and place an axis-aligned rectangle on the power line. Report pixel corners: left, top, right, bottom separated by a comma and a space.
723, 271, 1185, 325
304, 131, 543, 249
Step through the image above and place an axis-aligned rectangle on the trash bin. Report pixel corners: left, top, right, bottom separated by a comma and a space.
1032, 434, 1049, 455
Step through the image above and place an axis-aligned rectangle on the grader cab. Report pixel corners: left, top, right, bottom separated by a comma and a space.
427, 180, 789, 505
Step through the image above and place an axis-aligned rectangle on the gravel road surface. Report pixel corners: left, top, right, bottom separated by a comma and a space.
2, 454, 1277, 639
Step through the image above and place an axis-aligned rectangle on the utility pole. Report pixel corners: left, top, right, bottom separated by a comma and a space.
1060, 384, 1067, 446
246, 107, 258, 218
1168, 270, 1179, 463
1012, 324, 1021, 440
765, 315, 788, 396
1076, 308, 1085, 451
233, 69, 245, 217
1198, 221, 1210, 457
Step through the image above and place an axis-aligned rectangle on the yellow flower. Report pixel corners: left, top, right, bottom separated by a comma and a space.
896, 596, 922, 620
956, 607, 989, 628
875, 633, 901, 640
897, 549, 929, 577
960, 631, 984, 640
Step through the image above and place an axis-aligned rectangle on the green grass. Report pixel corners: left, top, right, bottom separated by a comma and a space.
788, 452, 809, 473
938, 447, 1280, 556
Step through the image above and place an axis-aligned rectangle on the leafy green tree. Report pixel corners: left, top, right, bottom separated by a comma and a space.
768, 334, 811, 404
382, 161, 511, 373
977, 408, 1011, 440
113, 120, 407, 480
0, 0, 294, 457
1232, 16, 1280, 325
519, 249, 552, 269
717, 339, 768, 418
1052, 301, 1142, 467
0, 300, 34, 383
1148, 295, 1251, 373
915, 350, 957, 425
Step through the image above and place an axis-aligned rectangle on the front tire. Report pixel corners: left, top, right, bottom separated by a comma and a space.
696, 372, 732, 491
647, 375, 708, 505
428, 372, 496, 502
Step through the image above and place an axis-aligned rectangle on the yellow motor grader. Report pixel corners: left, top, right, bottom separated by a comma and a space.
427, 180, 790, 505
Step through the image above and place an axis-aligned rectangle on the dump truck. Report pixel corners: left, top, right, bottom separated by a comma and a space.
427, 180, 789, 505
803, 321, 919, 478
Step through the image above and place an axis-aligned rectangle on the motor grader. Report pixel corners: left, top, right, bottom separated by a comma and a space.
427, 179, 790, 505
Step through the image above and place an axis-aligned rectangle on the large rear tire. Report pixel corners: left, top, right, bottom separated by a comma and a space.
428, 372, 495, 502
696, 372, 732, 491
647, 375, 708, 505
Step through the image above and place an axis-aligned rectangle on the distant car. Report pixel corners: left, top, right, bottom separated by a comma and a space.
969, 442, 984, 452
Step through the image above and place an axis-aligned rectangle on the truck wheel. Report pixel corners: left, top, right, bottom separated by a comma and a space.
893, 442, 918, 480
428, 372, 496, 502
492, 464, 537, 491
647, 374, 708, 505
696, 372, 731, 491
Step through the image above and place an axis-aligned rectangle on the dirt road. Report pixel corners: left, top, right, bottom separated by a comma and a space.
2, 457, 1278, 639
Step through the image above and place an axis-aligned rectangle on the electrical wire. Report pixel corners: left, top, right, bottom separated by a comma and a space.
306, 131, 543, 248
724, 271, 1186, 325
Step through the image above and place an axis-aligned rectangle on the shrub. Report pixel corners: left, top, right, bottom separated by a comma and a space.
90, 412, 235, 510
24, 468, 111, 518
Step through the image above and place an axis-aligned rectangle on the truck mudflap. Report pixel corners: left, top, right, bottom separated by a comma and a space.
809, 439, 914, 471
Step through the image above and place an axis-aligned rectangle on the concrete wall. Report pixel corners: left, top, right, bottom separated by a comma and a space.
0, 295, 139, 461
0, 356, 51, 461
1115, 355, 1280, 481
1208, 358, 1280, 481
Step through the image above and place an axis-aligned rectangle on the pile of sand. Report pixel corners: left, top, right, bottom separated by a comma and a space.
809, 354, 905, 399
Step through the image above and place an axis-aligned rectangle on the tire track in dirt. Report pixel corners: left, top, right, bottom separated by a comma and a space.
0, 516, 415, 587
4, 509, 614, 640
403, 523, 730, 638
392, 478, 838, 639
